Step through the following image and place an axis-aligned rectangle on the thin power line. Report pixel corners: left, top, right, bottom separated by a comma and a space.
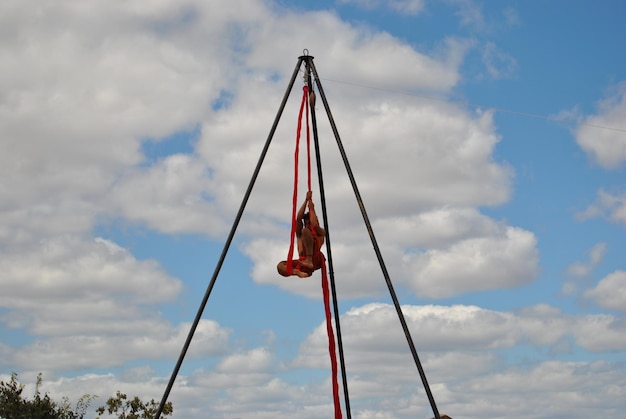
319, 77, 626, 134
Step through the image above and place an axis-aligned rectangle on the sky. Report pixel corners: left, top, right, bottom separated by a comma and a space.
1, 0, 625, 418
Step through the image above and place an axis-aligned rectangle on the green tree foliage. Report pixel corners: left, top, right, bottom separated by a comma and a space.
95, 391, 173, 419
0, 373, 171, 419
0, 372, 94, 419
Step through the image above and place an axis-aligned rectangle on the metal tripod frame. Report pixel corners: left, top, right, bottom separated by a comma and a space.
155, 52, 441, 419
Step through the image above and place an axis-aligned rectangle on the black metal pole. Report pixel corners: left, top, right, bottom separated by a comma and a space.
303, 56, 353, 419
154, 57, 305, 419
308, 59, 442, 419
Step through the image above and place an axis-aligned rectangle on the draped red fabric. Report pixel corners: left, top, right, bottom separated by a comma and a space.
321, 258, 343, 419
285, 86, 309, 275
306, 87, 312, 193
285, 84, 342, 418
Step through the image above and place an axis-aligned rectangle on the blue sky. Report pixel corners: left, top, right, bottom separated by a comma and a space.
1, 1, 625, 418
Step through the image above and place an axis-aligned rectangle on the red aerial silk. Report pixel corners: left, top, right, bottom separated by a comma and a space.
285, 85, 310, 275
321, 257, 342, 419
285, 85, 342, 418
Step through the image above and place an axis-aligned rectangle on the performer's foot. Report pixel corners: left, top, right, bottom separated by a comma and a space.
301, 258, 314, 269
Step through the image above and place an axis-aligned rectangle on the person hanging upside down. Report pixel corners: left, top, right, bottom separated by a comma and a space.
277, 191, 326, 278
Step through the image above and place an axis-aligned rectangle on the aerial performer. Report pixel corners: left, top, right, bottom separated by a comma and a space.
277, 191, 326, 278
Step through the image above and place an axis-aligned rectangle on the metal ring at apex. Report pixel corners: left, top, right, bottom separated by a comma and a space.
303, 48, 309, 56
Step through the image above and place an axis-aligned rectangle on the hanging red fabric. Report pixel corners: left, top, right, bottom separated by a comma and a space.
284, 84, 342, 418
285, 85, 310, 275
321, 258, 343, 419
305, 87, 312, 193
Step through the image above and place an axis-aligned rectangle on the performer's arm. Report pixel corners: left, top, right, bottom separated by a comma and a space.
296, 191, 312, 235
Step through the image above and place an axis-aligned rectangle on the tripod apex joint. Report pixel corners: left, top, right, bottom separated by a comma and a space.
300, 49, 314, 59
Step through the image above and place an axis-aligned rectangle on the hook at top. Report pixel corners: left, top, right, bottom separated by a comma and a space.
299, 49, 314, 60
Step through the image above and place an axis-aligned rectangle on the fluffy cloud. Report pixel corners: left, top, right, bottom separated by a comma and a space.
0, 0, 471, 248
4, 301, 626, 418
0, 2, 492, 412
0, 236, 181, 309
337, 0, 426, 15
373, 208, 536, 299
108, 154, 227, 236
282, 303, 626, 417
404, 225, 538, 298
0, 0, 233, 246
566, 242, 607, 278
583, 270, 626, 312
22, 356, 626, 419
576, 82, 626, 169
243, 98, 526, 300
296, 303, 626, 375
1, 0, 623, 418
577, 189, 626, 227
245, 208, 539, 300
482, 41, 518, 79
453, 360, 626, 418
0, 0, 474, 385
562, 242, 607, 296
9, 319, 230, 371
0, 235, 181, 309
0, 235, 233, 371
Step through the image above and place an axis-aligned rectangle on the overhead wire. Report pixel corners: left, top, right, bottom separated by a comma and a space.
317, 76, 626, 134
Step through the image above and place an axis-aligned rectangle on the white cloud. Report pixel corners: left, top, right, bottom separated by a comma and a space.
583, 270, 626, 312
447, 0, 485, 30
26, 357, 626, 418
242, 99, 523, 300
0, 235, 181, 309
390, 0, 426, 14
0, 0, 484, 389
454, 360, 626, 418
290, 303, 626, 417
245, 208, 538, 300
0, 0, 481, 388
573, 313, 626, 351
337, 0, 426, 15
502, 6, 521, 27
4, 302, 626, 418
576, 82, 626, 169
10, 319, 230, 371
108, 154, 227, 236
296, 303, 626, 376
0, 1, 497, 413
247, 12, 464, 91
0, 234, 234, 371
0, 0, 243, 246
185, 349, 335, 418
377, 207, 502, 248
482, 41, 517, 79
0, 0, 470, 247
297, 304, 515, 365
562, 242, 607, 296
405, 224, 538, 298
566, 242, 606, 278
0, 0, 477, 243
1, 0, 623, 417
215, 347, 276, 374
341, 107, 511, 212
577, 189, 626, 227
